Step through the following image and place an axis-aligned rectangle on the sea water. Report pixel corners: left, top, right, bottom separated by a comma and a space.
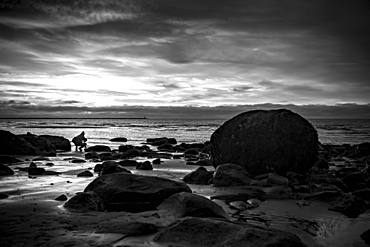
0, 118, 369, 147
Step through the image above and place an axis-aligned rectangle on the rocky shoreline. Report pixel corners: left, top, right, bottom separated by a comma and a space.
1, 110, 370, 246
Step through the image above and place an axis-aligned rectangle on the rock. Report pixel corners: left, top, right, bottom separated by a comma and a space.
147, 137, 177, 145
157, 143, 173, 151
152, 158, 161, 165
84, 173, 192, 212
213, 163, 252, 187
361, 228, 370, 244
266, 173, 289, 186
136, 161, 153, 170
98, 152, 113, 160
109, 137, 128, 142
184, 148, 199, 155
64, 191, 105, 211
352, 188, 370, 201
77, 170, 94, 177
100, 161, 131, 176
342, 172, 367, 192
85, 152, 100, 160
54, 194, 68, 201
183, 166, 213, 185
0, 130, 37, 155
39, 135, 71, 151
158, 192, 229, 219
0, 155, 23, 164
328, 193, 367, 218
0, 192, 9, 199
211, 109, 318, 175
85, 145, 111, 152
95, 221, 158, 235
0, 164, 14, 176
153, 217, 307, 247
118, 159, 139, 166
18, 133, 56, 155
71, 159, 86, 163
28, 163, 45, 175
126, 149, 141, 157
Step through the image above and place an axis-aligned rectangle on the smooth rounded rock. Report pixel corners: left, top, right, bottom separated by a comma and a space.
211, 109, 319, 175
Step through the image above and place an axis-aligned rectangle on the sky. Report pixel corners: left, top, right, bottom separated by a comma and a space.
0, 0, 370, 119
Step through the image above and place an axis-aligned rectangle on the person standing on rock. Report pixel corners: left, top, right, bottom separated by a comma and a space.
72, 131, 87, 152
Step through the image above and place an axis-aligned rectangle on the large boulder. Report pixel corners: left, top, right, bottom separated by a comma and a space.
211, 109, 318, 175
39, 135, 71, 151
0, 130, 37, 155
153, 217, 307, 247
18, 133, 56, 155
84, 173, 192, 212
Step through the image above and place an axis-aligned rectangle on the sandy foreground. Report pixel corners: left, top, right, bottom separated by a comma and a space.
0, 152, 369, 247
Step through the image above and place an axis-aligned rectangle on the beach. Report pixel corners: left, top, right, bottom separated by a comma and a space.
0, 118, 370, 246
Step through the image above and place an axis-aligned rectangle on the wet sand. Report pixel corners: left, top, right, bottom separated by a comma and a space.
0, 152, 369, 247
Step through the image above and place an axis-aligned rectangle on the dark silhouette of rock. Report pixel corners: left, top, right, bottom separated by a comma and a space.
152, 158, 161, 165
85, 145, 111, 152
0, 164, 14, 176
342, 172, 367, 192
153, 217, 307, 246
100, 161, 131, 176
211, 109, 319, 175
0, 130, 37, 155
28, 167, 45, 175
118, 159, 139, 166
183, 166, 212, 185
136, 161, 153, 170
54, 194, 68, 201
0, 155, 23, 164
109, 137, 128, 142
352, 188, 370, 201
77, 170, 94, 177
84, 173, 191, 212
184, 148, 199, 155
157, 143, 173, 151
147, 137, 177, 145
39, 135, 71, 151
213, 163, 252, 187
71, 158, 86, 163
328, 193, 367, 218
361, 228, 370, 244
18, 132, 56, 155
64, 191, 105, 211
85, 152, 100, 160
0, 192, 9, 199
158, 192, 229, 219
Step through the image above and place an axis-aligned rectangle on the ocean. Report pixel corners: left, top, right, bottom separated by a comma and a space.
0, 118, 369, 148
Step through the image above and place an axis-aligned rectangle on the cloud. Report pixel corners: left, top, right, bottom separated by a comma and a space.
1, 101, 369, 119
0, 0, 369, 114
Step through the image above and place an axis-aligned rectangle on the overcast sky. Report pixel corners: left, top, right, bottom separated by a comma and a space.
1, 0, 370, 119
